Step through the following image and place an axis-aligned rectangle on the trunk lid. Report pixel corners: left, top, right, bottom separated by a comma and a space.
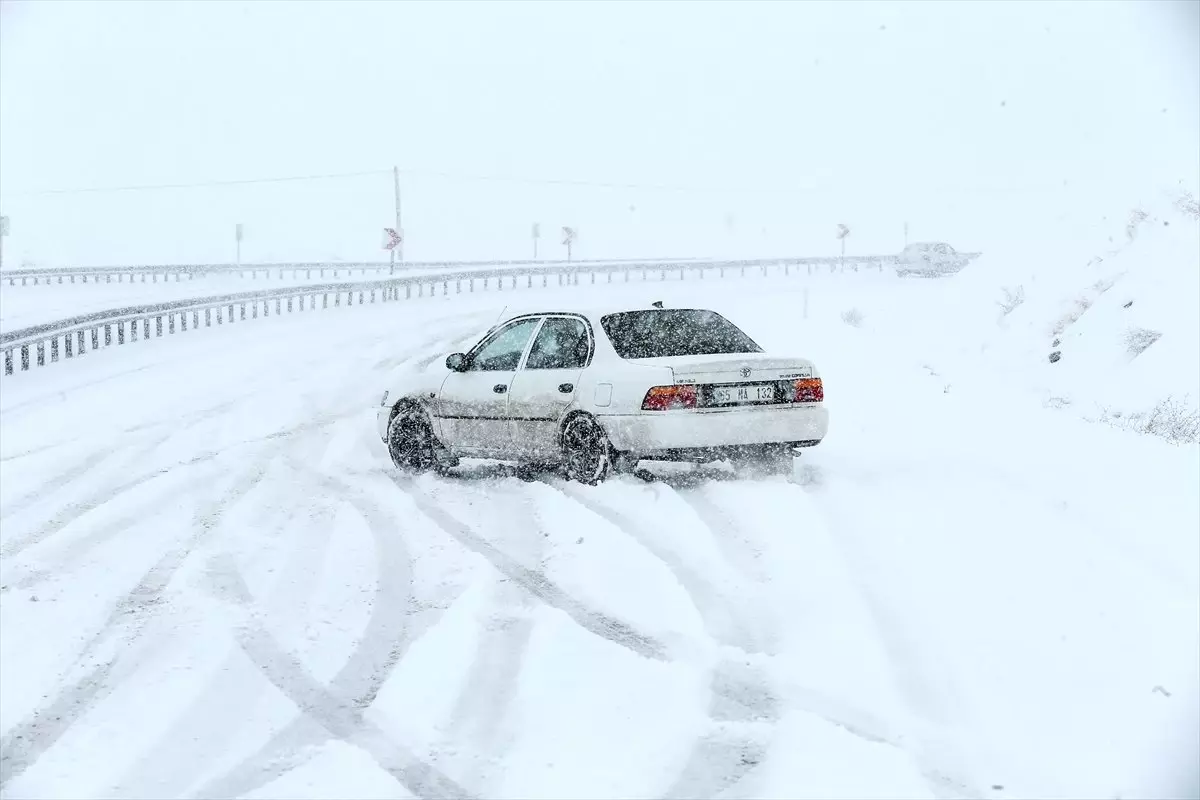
634, 353, 816, 384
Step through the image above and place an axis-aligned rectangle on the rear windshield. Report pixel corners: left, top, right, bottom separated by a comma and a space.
600, 309, 763, 359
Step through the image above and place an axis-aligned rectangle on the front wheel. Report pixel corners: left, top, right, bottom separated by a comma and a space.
561, 415, 613, 485
387, 406, 437, 473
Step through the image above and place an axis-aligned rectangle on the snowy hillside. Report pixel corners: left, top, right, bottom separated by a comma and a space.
872, 187, 1200, 444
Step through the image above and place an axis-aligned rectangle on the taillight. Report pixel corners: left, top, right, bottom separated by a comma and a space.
642, 385, 698, 411
793, 377, 823, 402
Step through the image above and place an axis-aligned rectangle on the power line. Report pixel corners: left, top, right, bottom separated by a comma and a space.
397, 167, 803, 195
8, 169, 393, 197
8, 166, 809, 198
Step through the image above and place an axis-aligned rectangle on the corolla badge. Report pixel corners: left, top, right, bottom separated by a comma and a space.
740, 367, 752, 378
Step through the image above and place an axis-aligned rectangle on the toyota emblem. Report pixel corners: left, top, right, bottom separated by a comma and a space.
740, 367, 752, 378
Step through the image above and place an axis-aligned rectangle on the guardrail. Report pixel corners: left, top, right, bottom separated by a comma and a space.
0, 253, 965, 377
0, 254, 909, 286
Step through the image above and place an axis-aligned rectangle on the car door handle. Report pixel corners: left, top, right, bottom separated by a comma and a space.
493, 383, 507, 394
558, 383, 574, 393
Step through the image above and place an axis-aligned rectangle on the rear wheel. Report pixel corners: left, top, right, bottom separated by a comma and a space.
387, 406, 437, 473
561, 415, 613, 485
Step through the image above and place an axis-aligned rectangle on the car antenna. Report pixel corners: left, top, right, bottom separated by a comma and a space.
651, 300, 664, 309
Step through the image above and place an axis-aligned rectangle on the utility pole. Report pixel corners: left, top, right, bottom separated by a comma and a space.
0, 216, 8, 271
393, 166, 403, 266
904, 221, 909, 248
836, 223, 850, 272
235, 223, 243, 267
532, 222, 540, 260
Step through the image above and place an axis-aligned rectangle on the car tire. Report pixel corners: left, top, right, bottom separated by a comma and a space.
561, 414, 613, 485
387, 405, 438, 473
611, 451, 638, 475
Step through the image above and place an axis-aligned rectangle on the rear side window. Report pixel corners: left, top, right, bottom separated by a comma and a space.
600, 309, 762, 359
525, 317, 590, 369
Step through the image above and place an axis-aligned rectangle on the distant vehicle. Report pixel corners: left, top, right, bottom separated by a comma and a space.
896, 241, 978, 277
376, 305, 829, 483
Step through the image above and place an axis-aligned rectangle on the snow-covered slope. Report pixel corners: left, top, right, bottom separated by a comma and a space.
871, 187, 1200, 443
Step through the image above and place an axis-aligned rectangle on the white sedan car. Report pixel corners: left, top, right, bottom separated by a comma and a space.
376, 304, 829, 483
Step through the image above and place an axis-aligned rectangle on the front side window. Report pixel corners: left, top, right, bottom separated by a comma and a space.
600, 309, 762, 359
524, 317, 589, 370
466, 318, 540, 371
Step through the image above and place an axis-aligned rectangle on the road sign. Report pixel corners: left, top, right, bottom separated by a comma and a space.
532, 223, 540, 239
383, 227, 402, 250
0, 216, 9, 236
235, 223, 244, 242
561, 226, 576, 245
836, 223, 850, 239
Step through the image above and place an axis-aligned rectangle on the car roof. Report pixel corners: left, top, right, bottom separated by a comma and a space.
497, 304, 711, 326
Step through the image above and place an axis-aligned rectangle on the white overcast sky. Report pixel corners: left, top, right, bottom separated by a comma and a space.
1, 0, 1197, 265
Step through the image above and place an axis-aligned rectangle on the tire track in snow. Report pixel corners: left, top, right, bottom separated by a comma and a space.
0, 631, 178, 791
432, 479, 547, 795
0, 449, 276, 791
423, 472, 798, 799
233, 621, 471, 800
441, 576, 537, 795
190, 469, 431, 800
672, 482, 775, 586
392, 474, 668, 662
659, 656, 780, 800
551, 480, 771, 655
709, 479, 983, 800
545, 479, 784, 799
104, 464, 333, 800
0, 445, 133, 521
0, 394, 332, 563
4, 472, 198, 592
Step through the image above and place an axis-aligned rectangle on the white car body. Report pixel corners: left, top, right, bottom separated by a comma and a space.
376, 305, 829, 469
896, 241, 979, 277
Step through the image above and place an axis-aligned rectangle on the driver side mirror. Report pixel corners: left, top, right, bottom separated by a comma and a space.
445, 352, 468, 372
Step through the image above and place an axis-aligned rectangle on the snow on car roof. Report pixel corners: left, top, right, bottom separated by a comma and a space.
495, 303, 711, 324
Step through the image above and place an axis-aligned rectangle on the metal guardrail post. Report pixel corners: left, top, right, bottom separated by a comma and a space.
78, 331, 85, 353
51, 337, 59, 362
21, 344, 29, 371
36, 341, 45, 366
4, 349, 12, 375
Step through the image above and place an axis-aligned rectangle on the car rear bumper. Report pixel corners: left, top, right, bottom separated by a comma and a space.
598, 404, 829, 456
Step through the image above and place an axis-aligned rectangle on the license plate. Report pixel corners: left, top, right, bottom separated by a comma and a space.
711, 384, 775, 405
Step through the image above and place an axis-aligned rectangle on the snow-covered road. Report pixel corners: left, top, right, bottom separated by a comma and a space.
1, 277, 1196, 799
